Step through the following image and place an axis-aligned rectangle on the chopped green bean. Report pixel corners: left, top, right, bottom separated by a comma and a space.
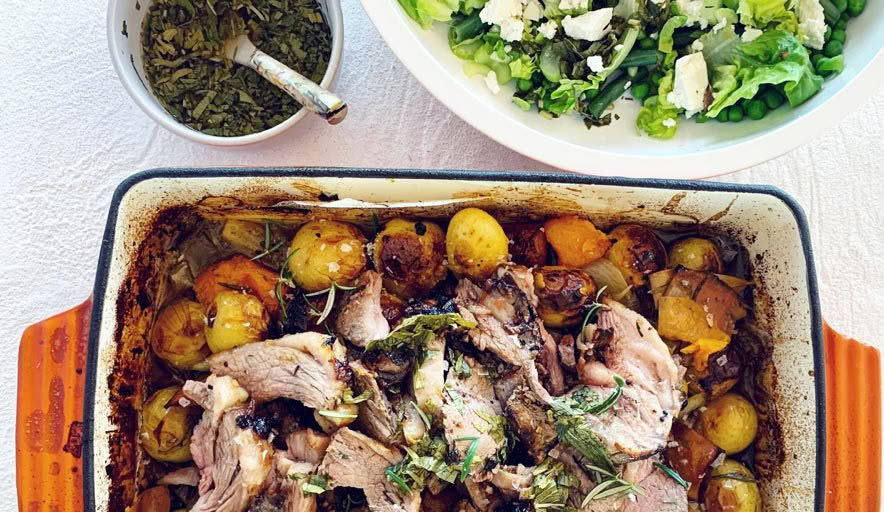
589, 68, 649, 118
745, 100, 768, 120
620, 49, 660, 68
650, 71, 664, 86
631, 82, 651, 101
824, 40, 844, 57
449, 13, 486, 45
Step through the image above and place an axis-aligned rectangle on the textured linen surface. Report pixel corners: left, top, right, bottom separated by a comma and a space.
0, 0, 881, 507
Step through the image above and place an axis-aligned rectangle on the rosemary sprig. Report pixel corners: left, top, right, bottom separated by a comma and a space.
654, 462, 689, 489
456, 436, 481, 482
275, 249, 299, 321
303, 282, 360, 325
587, 375, 626, 415
385, 467, 412, 494
710, 472, 756, 483
579, 285, 609, 336
411, 401, 432, 430
250, 239, 285, 261
580, 463, 643, 507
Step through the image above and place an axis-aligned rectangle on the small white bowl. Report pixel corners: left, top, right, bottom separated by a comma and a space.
108, 0, 343, 146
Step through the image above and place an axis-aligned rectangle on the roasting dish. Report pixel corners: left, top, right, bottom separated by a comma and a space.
15, 168, 881, 512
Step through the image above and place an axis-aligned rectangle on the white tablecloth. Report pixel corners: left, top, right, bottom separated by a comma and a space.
1, 0, 882, 506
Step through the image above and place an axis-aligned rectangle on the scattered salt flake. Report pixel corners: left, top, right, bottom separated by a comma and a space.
586, 55, 605, 72
667, 441, 680, 448
717, 354, 728, 366
339, 242, 353, 253
649, 31, 659, 40
178, 397, 192, 407
328, 262, 340, 273
710, 452, 726, 468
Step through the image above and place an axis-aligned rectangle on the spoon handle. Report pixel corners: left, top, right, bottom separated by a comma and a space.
234, 38, 347, 125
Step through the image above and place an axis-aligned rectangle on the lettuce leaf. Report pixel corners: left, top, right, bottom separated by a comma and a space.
636, 71, 681, 139
546, 79, 597, 116
736, 0, 789, 26
509, 54, 537, 79
658, 16, 688, 53
398, 0, 460, 28
673, 0, 738, 28
705, 29, 822, 117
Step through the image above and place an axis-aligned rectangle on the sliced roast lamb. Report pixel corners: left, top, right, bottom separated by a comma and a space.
455, 265, 563, 401
208, 332, 348, 409
350, 360, 399, 443
577, 458, 687, 512
441, 355, 506, 469
576, 299, 682, 459
319, 427, 420, 512
411, 333, 446, 416
335, 271, 390, 347
504, 385, 558, 464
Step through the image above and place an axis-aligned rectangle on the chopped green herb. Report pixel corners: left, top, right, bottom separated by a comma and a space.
654, 462, 689, 489
365, 313, 476, 353
343, 389, 372, 405
459, 437, 480, 481
385, 467, 413, 494
411, 401, 432, 430
317, 409, 358, 419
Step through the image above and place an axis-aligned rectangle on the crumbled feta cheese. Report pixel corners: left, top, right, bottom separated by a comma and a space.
586, 55, 605, 72
795, 0, 826, 49
712, 17, 727, 33
741, 27, 763, 42
614, 44, 624, 51
484, 70, 501, 94
480, 0, 526, 42
675, 0, 711, 29
522, 0, 543, 21
537, 20, 558, 39
559, 0, 589, 10
662, 118, 677, 128
667, 52, 709, 118
561, 8, 613, 41
504, 44, 513, 52
624, 81, 632, 90
691, 39, 704, 52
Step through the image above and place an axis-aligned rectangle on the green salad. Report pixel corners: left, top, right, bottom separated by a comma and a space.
397, 0, 863, 138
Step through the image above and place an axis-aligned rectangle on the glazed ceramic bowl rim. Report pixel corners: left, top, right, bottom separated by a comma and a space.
106, 0, 344, 146
361, 2, 884, 178
82, 167, 826, 511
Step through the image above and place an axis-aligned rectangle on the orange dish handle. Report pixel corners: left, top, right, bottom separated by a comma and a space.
824, 322, 882, 512
16, 298, 91, 512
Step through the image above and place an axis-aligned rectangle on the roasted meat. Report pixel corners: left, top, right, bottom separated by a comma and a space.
335, 271, 391, 347
350, 360, 399, 443
208, 332, 348, 409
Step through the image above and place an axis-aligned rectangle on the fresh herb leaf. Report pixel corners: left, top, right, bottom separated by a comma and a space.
459, 437, 480, 481
385, 467, 412, 494
364, 313, 476, 352
654, 462, 689, 489
343, 389, 372, 404
317, 409, 358, 419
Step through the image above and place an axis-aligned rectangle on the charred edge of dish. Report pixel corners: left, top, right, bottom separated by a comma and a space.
107, 205, 199, 512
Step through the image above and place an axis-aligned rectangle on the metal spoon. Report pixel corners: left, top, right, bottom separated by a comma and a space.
223, 34, 347, 125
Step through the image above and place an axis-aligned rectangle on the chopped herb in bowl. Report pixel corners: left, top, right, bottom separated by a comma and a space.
142, 0, 332, 137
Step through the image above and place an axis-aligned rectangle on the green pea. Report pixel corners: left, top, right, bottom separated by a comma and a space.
835, 18, 848, 30
517, 79, 533, 92
832, 0, 848, 12
847, 0, 865, 16
639, 37, 656, 50
745, 100, 768, 120
824, 40, 844, 57
761, 88, 784, 110
717, 110, 729, 122
651, 71, 664, 86
727, 105, 744, 122
831, 29, 846, 43
695, 113, 710, 123
811, 53, 825, 67
631, 82, 651, 101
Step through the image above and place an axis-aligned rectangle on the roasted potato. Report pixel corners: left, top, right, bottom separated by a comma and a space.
704, 460, 761, 512
504, 223, 548, 267
373, 218, 447, 298
150, 299, 211, 370
446, 208, 509, 280
605, 224, 667, 286
698, 393, 758, 454
543, 216, 610, 268
668, 237, 724, 273
658, 296, 730, 343
137, 486, 171, 512
205, 291, 269, 353
666, 421, 722, 500
139, 386, 198, 463
194, 254, 282, 317
288, 220, 368, 292
533, 266, 598, 327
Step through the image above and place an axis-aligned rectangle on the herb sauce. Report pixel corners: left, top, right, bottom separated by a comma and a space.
142, 0, 331, 137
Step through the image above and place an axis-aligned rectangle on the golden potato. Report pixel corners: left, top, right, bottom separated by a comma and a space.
698, 393, 758, 454
288, 220, 368, 292
445, 208, 509, 280
704, 460, 761, 512
150, 299, 211, 370
139, 386, 198, 463
194, 254, 282, 317
543, 216, 610, 268
669, 237, 724, 273
137, 486, 171, 512
205, 291, 269, 353
373, 218, 447, 298
533, 266, 598, 327
504, 223, 548, 267
605, 224, 667, 286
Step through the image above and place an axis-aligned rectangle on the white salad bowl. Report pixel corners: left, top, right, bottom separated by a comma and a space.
362, 1, 884, 178
107, 0, 344, 146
